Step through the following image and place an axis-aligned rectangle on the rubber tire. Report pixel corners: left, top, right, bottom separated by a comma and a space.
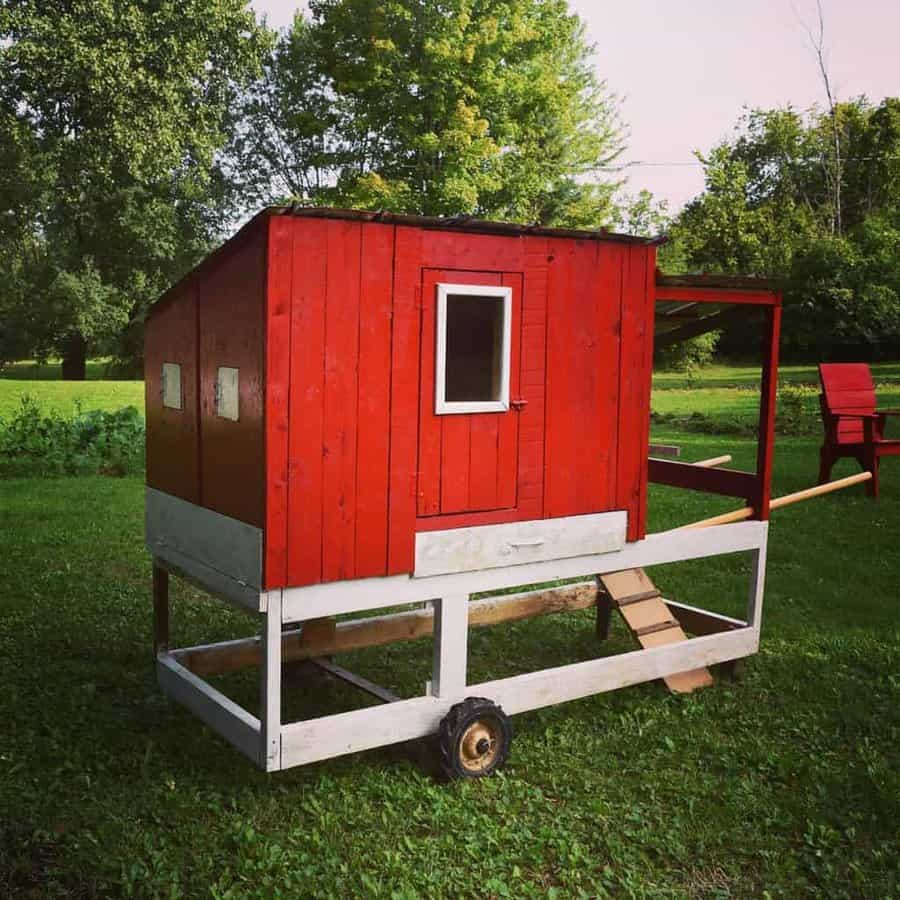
438, 697, 513, 779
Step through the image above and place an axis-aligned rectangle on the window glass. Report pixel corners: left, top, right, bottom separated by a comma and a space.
162, 362, 182, 410
436, 284, 511, 414
216, 366, 239, 421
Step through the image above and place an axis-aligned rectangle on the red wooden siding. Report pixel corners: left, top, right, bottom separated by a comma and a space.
147, 211, 660, 590
198, 227, 267, 528
286, 219, 398, 587
264, 216, 293, 587
286, 219, 327, 586
387, 226, 423, 574
544, 240, 623, 519
145, 283, 200, 503
354, 224, 395, 577
615, 243, 656, 541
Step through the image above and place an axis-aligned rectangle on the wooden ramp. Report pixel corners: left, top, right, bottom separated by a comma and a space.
599, 569, 714, 694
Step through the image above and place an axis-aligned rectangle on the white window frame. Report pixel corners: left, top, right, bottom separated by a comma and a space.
435, 282, 512, 415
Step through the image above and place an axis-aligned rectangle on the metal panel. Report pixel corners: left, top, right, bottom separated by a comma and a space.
146, 488, 263, 590
414, 511, 627, 578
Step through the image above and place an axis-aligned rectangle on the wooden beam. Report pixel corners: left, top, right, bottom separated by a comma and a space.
176, 581, 599, 677
648, 457, 758, 498
648, 443, 681, 459
153, 565, 169, 656
308, 657, 401, 704
694, 454, 732, 468
680, 470, 874, 529
664, 600, 745, 636
654, 307, 747, 349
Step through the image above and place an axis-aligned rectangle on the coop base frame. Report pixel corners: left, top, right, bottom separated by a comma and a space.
152, 519, 768, 772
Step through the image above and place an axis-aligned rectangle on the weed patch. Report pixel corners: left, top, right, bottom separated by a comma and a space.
0, 396, 144, 478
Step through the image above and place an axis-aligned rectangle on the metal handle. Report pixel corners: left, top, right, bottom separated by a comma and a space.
510, 398, 528, 410
507, 539, 545, 549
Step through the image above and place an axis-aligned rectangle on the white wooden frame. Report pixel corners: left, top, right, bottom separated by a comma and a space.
435, 282, 512, 415
153, 520, 769, 773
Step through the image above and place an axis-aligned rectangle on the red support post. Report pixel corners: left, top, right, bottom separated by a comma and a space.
755, 298, 782, 519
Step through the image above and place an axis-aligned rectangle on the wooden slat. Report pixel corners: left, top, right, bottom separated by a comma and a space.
416, 268, 442, 516
355, 223, 394, 576
322, 220, 361, 581
287, 219, 327, 585
616, 244, 654, 541
264, 215, 293, 587
544, 241, 576, 516
498, 270, 524, 511
517, 242, 548, 521
387, 226, 422, 574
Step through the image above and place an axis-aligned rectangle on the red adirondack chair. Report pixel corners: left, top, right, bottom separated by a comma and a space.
818, 363, 900, 498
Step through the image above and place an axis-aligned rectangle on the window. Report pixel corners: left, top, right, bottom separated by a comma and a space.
161, 362, 182, 410
435, 283, 511, 414
216, 366, 240, 421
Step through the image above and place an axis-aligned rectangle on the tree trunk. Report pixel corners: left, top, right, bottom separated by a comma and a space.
60, 333, 87, 381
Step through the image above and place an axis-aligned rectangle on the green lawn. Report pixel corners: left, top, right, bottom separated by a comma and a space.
1, 368, 899, 896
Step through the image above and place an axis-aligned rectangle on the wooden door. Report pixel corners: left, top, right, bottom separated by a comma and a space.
417, 268, 524, 519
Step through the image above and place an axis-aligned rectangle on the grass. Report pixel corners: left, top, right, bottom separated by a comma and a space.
1, 365, 899, 896
0, 381, 144, 420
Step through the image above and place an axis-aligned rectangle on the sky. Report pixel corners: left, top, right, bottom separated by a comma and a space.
249, 0, 899, 211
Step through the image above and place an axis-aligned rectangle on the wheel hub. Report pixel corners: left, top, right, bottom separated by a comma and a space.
459, 720, 499, 773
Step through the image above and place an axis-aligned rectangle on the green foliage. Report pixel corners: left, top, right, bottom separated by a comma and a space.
0, 395, 144, 477
0, 0, 271, 371
233, 0, 623, 225
654, 330, 721, 385
668, 98, 900, 357
776, 382, 820, 435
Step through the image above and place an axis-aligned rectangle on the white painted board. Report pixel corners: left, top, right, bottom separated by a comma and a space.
414, 511, 627, 577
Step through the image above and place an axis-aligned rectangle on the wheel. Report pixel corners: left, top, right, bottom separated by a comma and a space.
438, 697, 512, 779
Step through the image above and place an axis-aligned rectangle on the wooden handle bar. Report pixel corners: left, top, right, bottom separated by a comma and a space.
693, 454, 732, 468
681, 470, 873, 530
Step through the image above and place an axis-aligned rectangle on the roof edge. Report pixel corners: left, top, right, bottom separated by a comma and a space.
271, 205, 658, 246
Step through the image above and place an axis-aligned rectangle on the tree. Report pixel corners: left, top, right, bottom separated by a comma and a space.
0, 0, 270, 377
233, 0, 623, 227
667, 98, 900, 357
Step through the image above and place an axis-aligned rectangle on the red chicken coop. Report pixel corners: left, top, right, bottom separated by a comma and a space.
145, 207, 782, 776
